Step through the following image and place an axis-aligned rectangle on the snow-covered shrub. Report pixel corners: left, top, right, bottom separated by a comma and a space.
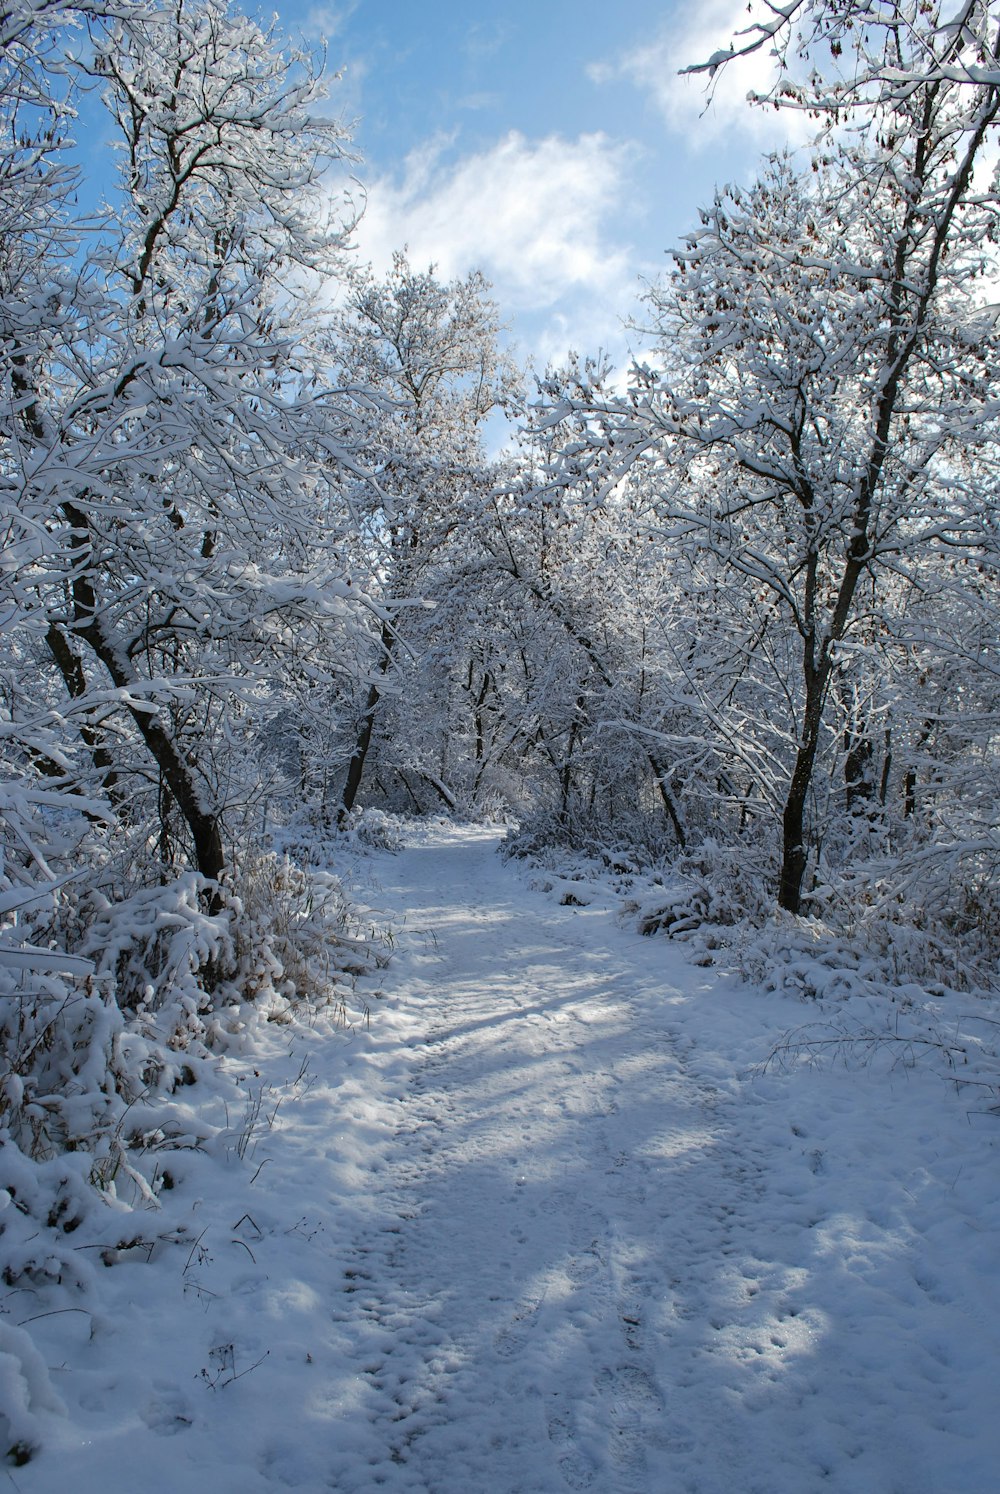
0, 842, 378, 1300
73, 874, 234, 1023
224, 847, 378, 1014
627, 830, 998, 996
0, 947, 211, 1341
0, 845, 382, 1471
627, 837, 775, 940
269, 806, 344, 872
501, 807, 676, 871
0, 1316, 66, 1467
336, 807, 406, 853
736, 916, 915, 1003
30, 843, 378, 1038
501, 812, 566, 863
273, 805, 406, 865
812, 842, 1000, 994
0, 966, 125, 1166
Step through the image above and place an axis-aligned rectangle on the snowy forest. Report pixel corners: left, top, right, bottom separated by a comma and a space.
4, 0, 1000, 1483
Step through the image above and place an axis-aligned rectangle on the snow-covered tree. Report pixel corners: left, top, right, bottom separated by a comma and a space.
532, 20, 1000, 910
328, 252, 520, 819
659, 131, 998, 904
5, 0, 362, 899
0, 0, 396, 1327
687, 0, 1000, 100
445, 370, 692, 848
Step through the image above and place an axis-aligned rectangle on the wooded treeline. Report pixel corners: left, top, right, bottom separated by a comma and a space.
2, 0, 1000, 1208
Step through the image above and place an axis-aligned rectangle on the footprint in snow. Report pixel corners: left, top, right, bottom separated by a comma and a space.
545, 1396, 598, 1490
140, 1383, 193, 1436
493, 1297, 542, 1359
598, 1362, 665, 1433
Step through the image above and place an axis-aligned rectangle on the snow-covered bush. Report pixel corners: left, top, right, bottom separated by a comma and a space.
74, 876, 233, 1022
0, 795, 388, 1464
335, 807, 407, 854
0, 965, 125, 1170
628, 838, 775, 940
502, 806, 676, 872
0, 840, 378, 1296
224, 847, 378, 1013
0, 1316, 67, 1467
800, 849, 1000, 997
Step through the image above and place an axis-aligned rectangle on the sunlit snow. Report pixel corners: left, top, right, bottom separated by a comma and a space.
11, 824, 1000, 1492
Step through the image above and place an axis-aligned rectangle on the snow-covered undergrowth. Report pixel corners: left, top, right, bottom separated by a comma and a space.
3, 816, 1000, 1490
505, 827, 1000, 1115
0, 838, 381, 1465
270, 806, 406, 869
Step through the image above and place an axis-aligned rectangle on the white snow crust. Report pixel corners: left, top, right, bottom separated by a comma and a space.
11, 823, 1000, 1492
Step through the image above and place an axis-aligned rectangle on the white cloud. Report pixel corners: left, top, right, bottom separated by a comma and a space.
297, 2, 360, 45
591, 0, 810, 151
355, 131, 634, 306
351, 130, 642, 370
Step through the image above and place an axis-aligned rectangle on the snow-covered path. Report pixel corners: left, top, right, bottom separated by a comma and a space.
331, 825, 721, 1490
17, 823, 1000, 1491
324, 825, 1000, 1493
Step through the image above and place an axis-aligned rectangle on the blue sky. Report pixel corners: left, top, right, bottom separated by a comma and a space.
268, 0, 800, 376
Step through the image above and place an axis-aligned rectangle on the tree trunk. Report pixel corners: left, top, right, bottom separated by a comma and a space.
338, 616, 396, 823
79, 621, 226, 895
44, 622, 121, 802
778, 671, 827, 915
648, 752, 687, 850
779, 755, 812, 915
557, 695, 586, 824
835, 675, 876, 814
59, 504, 226, 905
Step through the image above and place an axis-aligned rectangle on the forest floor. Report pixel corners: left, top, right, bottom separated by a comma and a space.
10, 822, 1000, 1492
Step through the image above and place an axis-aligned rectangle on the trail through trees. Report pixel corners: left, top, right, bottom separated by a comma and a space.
320, 827, 1000, 1493
14, 824, 1000, 1490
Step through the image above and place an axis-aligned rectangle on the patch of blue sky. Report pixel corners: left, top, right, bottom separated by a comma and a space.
270, 0, 803, 374
63, 1, 803, 378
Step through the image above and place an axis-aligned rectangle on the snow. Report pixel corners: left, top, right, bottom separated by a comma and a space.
9, 821, 1000, 1491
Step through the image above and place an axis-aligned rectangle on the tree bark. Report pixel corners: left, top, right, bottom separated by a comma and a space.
778, 639, 828, 915
338, 616, 396, 823
60, 503, 226, 903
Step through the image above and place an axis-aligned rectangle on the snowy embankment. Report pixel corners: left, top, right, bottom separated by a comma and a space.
7, 822, 1000, 1492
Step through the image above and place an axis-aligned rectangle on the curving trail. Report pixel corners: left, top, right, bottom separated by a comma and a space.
323, 824, 1000, 1493
21, 822, 1000, 1493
